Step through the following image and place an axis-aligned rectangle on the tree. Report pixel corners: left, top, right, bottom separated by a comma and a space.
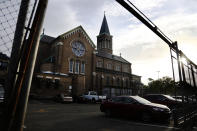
146, 76, 176, 95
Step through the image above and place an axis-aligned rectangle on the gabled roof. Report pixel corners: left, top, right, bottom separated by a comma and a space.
40, 34, 55, 44
96, 51, 131, 64
59, 26, 96, 48
99, 14, 110, 35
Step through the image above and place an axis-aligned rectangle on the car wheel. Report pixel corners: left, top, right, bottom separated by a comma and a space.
105, 109, 112, 117
141, 112, 151, 122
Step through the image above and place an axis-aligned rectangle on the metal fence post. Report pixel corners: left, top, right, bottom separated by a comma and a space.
3, 0, 30, 130
191, 65, 196, 88
14, 0, 48, 130
4, 0, 30, 103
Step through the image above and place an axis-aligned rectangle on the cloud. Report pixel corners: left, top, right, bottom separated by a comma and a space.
43, 0, 80, 37
101, 1, 129, 17
131, 0, 167, 10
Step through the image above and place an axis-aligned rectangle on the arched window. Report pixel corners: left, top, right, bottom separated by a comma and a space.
75, 61, 80, 74
69, 59, 74, 73
81, 61, 85, 74
102, 42, 104, 48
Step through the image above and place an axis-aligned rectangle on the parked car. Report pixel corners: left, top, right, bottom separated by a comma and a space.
100, 95, 171, 122
143, 94, 182, 109
80, 91, 106, 103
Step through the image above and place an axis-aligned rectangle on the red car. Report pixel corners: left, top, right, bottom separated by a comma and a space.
100, 96, 171, 122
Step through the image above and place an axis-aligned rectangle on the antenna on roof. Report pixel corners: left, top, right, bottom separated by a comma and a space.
120, 53, 122, 57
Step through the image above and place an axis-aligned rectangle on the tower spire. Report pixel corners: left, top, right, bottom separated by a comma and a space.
99, 13, 110, 35
97, 14, 113, 54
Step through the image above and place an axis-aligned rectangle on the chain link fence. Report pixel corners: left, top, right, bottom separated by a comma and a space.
0, 0, 21, 56
0, 0, 35, 86
0, 0, 35, 57
0, 0, 48, 130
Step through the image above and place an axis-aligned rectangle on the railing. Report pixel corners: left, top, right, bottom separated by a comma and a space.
173, 103, 197, 129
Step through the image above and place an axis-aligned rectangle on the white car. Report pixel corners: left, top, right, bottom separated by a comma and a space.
82, 91, 106, 103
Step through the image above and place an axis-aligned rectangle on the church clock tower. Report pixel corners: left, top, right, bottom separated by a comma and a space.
97, 14, 113, 54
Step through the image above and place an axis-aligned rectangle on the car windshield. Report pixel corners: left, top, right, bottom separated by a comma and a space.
163, 95, 176, 100
132, 96, 151, 104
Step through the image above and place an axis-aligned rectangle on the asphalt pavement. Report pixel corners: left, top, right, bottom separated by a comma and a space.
23, 100, 196, 131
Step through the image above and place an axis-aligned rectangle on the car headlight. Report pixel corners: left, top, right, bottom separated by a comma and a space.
152, 107, 164, 112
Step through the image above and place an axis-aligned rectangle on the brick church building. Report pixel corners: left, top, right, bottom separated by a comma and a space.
32, 15, 141, 98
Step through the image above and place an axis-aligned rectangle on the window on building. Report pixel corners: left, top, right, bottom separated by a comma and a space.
102, 42, 104, 48
75, 61, 80, 74
107, 63, 112, 70
97, 61, 103, 68
104, 41, 107, 48
107, 42, 109, 48
69, 59, 74, 73
109, 40, 112, 48
98, 43, 100, 49
81, 61, 85, 74
115, 65, 121, 71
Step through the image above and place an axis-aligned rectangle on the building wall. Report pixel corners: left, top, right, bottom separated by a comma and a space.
56, 30, 95, 92
34, 41, 52, 73
33, 27, 141, 98
93, 55, 133, 96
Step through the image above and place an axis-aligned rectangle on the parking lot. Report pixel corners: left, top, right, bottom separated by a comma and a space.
23, 100, 190, 131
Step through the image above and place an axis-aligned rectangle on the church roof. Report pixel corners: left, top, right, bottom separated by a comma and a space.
59, 26, 96, 48
99, 14, 110, 35
39, 26, 96, 48
40, 34, 55, 44
96, 51, 131, 64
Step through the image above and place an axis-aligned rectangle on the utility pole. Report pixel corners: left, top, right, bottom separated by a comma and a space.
157, 71, 160, 79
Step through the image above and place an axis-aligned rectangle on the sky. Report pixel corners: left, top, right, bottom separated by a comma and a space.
42, 0, 197, 84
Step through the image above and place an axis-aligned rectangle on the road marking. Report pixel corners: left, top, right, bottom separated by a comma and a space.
109, 118, 180, 130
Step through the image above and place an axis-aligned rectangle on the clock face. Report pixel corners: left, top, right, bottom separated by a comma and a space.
71, 41, 85, 57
